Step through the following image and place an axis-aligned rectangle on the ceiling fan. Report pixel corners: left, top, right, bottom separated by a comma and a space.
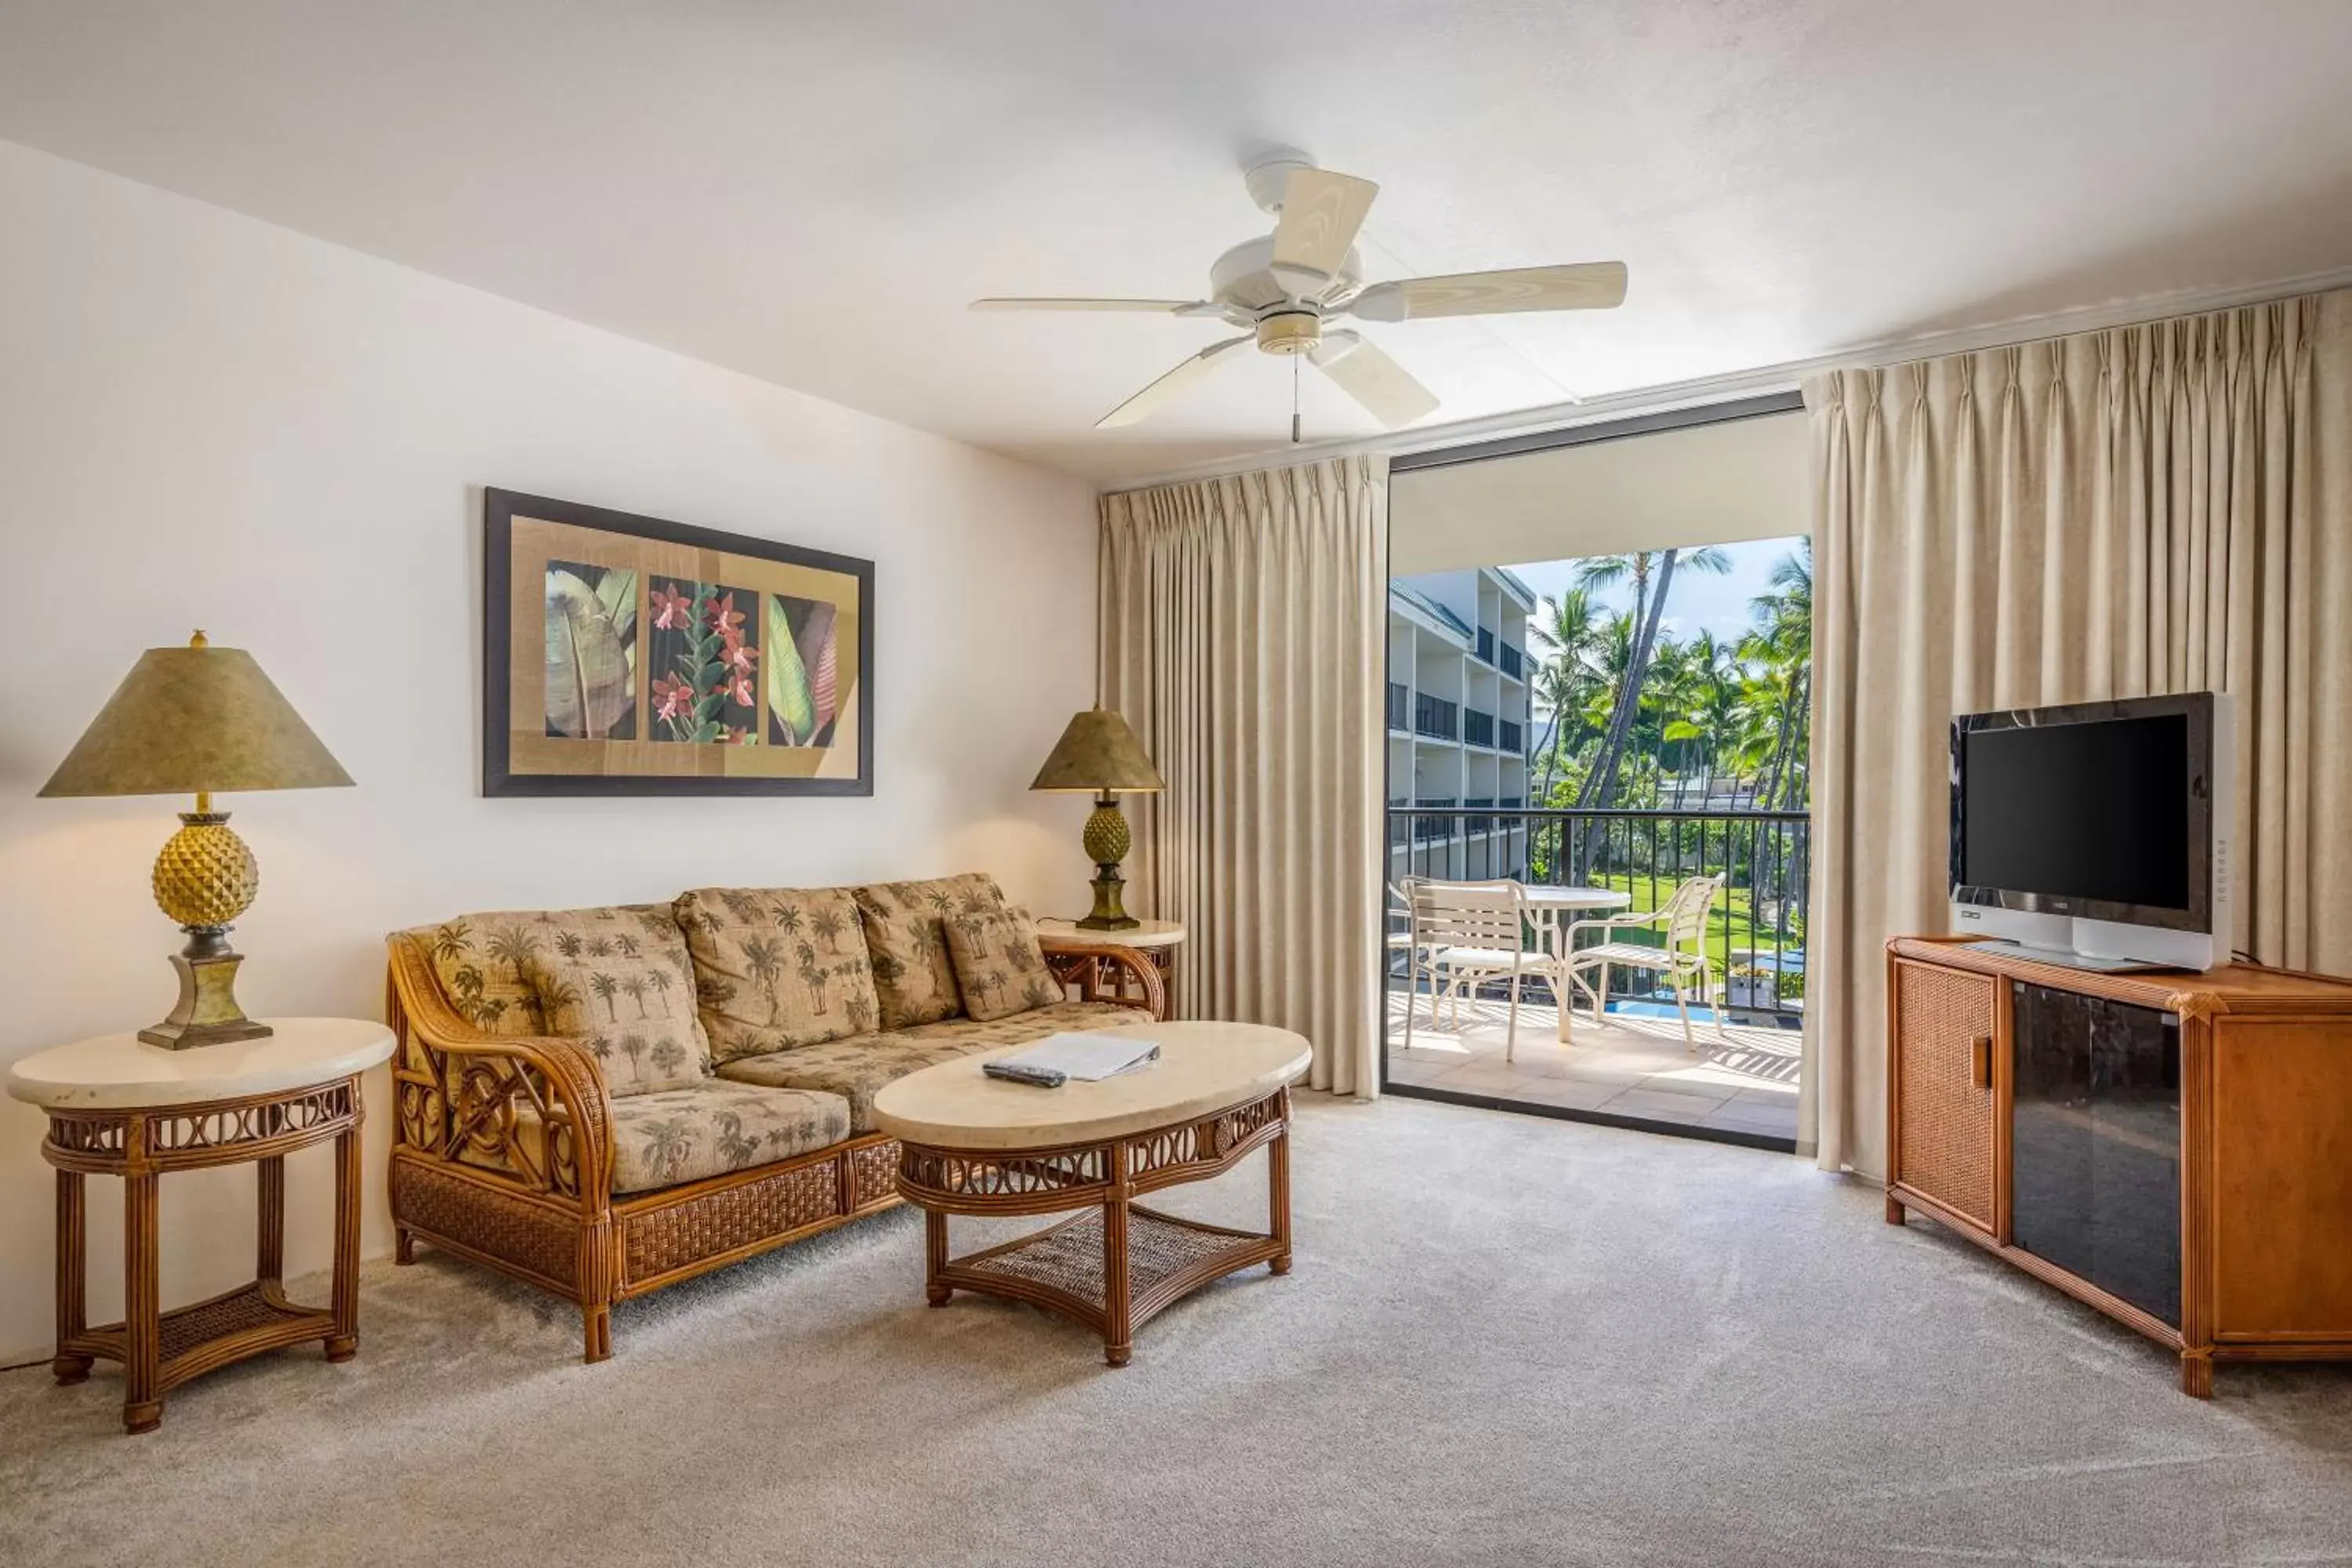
971, 147, 1628, 439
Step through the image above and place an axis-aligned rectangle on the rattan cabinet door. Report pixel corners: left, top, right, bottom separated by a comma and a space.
1892, 959, 1998, 1232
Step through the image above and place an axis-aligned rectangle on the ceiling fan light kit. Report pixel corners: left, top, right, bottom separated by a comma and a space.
971, 147, 1627, 439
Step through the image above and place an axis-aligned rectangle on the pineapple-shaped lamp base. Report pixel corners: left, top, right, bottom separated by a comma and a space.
142, 807, 272, 1049
1076, 790, 1140, 931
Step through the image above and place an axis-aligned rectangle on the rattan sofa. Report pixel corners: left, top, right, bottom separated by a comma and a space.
383, 873, 1164, 1361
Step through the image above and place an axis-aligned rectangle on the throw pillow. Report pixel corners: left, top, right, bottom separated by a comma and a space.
404, 903, 678, 1038
673, 886, 881, 1062
525, 910, 712, 1097
943, 902, 1065, 1022
854, 873, 1007, 1030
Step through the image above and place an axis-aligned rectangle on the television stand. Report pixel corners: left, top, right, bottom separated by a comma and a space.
1973, 938, 2180, 975
1886, 935, 2352, 1396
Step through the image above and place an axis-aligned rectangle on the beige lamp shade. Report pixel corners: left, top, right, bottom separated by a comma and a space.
1030, 706, 1164, 793
38, 635, 353, 798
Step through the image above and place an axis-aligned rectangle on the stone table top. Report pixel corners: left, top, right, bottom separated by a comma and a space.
1033, 917, 1187, 950
870, 1019, 1309, 1151
6, 1018, 397, 1111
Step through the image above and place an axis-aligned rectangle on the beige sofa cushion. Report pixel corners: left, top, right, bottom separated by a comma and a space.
398, 905, 680, 1036
943, 902, 1062, 1022
604, 1081, 851, 1195
854, 873, 1007, 1030
526, 909, 712, 1097
716, 1000, 1152, 1132
675, 886, 881, 1062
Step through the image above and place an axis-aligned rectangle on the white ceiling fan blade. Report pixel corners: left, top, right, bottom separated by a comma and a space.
1310, 330, 1439, 429
1094, 336, 1255, 429
1269, 169, 1378, 296
1349, 261, 1628, 322
970, 297, 1213, 314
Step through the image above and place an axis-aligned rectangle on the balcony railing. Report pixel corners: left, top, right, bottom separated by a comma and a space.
1384, 807, 1809, 1019
1463, 708, 1495, 748
1498, 643, 1525, 680
1475, 627, 1496, 664
1413, 694, 1457, 741
1498, 718, 1523, 753
1386, 681, 1410, 732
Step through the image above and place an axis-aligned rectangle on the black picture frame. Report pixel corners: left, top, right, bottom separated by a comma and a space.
483, 487, 875, 797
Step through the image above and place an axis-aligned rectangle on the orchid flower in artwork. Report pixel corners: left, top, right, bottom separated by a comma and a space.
648, 584, 697, 631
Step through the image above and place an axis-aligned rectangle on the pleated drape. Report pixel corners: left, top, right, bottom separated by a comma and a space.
1098, 456, 1386, 1097
1802, 291, 2352, 1178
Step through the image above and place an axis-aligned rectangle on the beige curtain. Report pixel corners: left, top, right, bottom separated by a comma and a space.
1803, 292, 2352, 1178
1098, 456, 1386, 1097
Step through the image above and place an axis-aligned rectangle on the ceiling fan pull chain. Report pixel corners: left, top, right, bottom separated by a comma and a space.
1291, 351, 1301, 444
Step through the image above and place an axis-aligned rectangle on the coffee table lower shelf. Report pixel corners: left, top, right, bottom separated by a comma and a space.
936, 1206, 1283, 1364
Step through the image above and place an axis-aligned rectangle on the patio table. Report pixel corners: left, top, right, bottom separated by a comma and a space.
1517, 885, 1634, 1041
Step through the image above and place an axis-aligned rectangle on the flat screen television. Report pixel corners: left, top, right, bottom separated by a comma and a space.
1949, 692, 2232, 971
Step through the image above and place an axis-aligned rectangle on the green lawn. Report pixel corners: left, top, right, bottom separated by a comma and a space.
1556, 871, 1804, 964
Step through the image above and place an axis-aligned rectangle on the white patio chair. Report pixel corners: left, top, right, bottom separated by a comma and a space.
1399, 877, 1545, 1062
1558, 875, 1728, 1053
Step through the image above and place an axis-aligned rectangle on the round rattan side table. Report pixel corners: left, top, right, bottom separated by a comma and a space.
7, 1018, 394, 1433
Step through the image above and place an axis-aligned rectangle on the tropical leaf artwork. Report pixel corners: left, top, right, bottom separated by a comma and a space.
543, 562, 638, 739
647, 576, 763, 744
767, 594, 841, 746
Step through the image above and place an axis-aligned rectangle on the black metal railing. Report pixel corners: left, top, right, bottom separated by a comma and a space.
1463, 708, 1495, 748
1386, 681, 1410, 732
1499, 643, 1525, 680
1413, 695, 1457, 741
1384, 807, 1809, 1019
1498, 718, 1523, 753
1475, 627, 1495, 664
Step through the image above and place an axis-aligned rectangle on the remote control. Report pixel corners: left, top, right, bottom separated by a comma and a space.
982, 1060, 1067, 1087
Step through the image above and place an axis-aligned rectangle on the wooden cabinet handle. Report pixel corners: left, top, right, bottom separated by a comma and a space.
1971, 1033, 1993, 1089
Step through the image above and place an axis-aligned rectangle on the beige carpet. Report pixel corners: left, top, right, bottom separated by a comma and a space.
4, 1094, 2350, 1567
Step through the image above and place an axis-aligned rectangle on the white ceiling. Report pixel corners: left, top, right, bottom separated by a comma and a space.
5, 1, 2352, 485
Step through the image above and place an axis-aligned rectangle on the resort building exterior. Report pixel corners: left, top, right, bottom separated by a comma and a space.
1386, 566, 1535, 882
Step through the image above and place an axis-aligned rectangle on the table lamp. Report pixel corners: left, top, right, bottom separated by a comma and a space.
1029, 706, 1165, 931
38, 632, 353, 1048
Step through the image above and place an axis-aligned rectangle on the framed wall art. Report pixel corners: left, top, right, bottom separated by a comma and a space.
483, 488, 873, 796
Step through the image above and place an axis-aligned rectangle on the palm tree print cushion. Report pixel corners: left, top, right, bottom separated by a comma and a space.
942, 902, 1063, 1022
852, 873, 1008, 1031
604, 1081, 851, 1195
524, 911, 713, 1097
401, 905, 681, 1037
673, 886, 881, 1062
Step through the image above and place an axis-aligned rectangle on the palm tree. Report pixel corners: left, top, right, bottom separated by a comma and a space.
811, 907, 845, 953
430, 921, 472, 966
484, 924, 539, 982
644, 966, 676, 1014
1578, 546, 1731, 821
1527, 587, 1609, 804
588, 972, 621, 1022
797, 942, 829, 1014
741, 935, 784, 1022
649, 1036, 687, 1081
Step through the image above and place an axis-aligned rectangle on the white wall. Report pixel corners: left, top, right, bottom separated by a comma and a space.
0, 140, 1100, 1363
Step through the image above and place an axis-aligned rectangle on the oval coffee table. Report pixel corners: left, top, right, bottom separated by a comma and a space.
872, 1019, 1311, 1367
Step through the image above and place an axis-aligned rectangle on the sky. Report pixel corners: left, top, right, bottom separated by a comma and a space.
1505, 535, 1806, 648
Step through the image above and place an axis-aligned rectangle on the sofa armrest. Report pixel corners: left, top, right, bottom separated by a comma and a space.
384, 935, 615, 1211
1039, 938, 1169, 1021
